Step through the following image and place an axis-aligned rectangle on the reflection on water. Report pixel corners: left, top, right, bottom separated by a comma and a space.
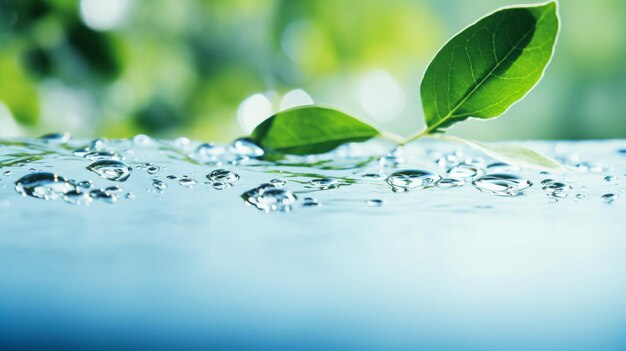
0, 135, 625, 349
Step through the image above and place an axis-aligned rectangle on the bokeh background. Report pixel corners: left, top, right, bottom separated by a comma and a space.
0, 0, 624, 141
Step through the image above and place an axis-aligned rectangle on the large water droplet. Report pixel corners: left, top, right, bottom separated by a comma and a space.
229, 138, 264, 158
472, 173, 533, 197
15, 172, 75, 200
84, 151, 123, 161
86, 160, 132, 182
207, 169, 240, 184
385, 169, 440, 192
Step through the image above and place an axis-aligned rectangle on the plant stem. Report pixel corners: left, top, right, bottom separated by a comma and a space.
380, 131, 405, 144
399, 128, 429, 145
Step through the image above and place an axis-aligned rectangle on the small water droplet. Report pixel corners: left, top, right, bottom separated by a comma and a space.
542, 180, 573, 198
87, 160, 132, 182
601, 193, 618, 204
366, 199, 385, 207
15, 172, 75, 200
212, 182, 228, 190
179, 178, 198, 188
447, 163, 484, 180
77, 180, 93, 189
574, 193, 586, 202
385, 169, 440, 192
309, 178, 341, 189
133, 134, 151, 145
40, 132, 71, 143
575, 162, 605, 173
302, 197, 320, 207
229, 138, 264, 158
486, 162, 518, 173
90, 138, 109, 151
269, 178, 286, 187
207, 169, 240, 184
604, 176, 616, 183
84, 151, 122, 161
105, 186, 124, 194
174, 137, 191, 150
472, 173, 533, 197
195, 143, 225, 160
73, 147, 91, 157
89, 189, 118, 203
362, 173, 381, 179
436, 178, 464, 189
126, 192, 135, 200
63, 189, 93, 205
152, 179, 168, 191
3, 170, 12, 176
166, 175, 177, 180
617, 148, 626, 155
146, 165, 160, 174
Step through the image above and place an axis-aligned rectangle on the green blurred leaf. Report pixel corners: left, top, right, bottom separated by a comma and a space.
420, 2, 559, 133
0, 49, 39, 125
250, 106, 379, 155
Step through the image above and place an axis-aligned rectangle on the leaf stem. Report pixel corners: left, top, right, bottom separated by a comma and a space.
380, 131, 405, 144
399, 127, 431, 145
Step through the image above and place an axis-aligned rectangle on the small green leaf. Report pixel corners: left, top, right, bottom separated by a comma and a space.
250, 106, 379, 155
442, 135, 565, 173
421, 1, 559, 133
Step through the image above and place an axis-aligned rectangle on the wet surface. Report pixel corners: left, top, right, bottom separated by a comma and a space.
0, 136, 625, 349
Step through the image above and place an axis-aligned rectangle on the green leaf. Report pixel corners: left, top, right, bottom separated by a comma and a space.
420, 1, 559, 133
441, 135, 565, 173
249, 106, 379, 155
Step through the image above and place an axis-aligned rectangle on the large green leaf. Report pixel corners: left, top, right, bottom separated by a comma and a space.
420, 1, 559, 133
250, 106, 379, 155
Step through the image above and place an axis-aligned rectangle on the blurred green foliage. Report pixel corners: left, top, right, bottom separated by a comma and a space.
0, 0, 625, 141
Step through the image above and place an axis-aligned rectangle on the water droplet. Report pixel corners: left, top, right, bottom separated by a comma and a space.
166, 175, 177, 180
73, 147, 91, 157
486, 162, 518, 173
472, 173, 533, 197
152, 179, 168, 191
174, 137, 191, 150
90, 138, 109, 151
229, 138, 264, 158
126, 192, 135, 200
133, 134, 151, 145
447, 163, 484, 180
617, 148, 626, 155
362, 173, 381, 179
309, 178, 341, 189
385, 169, 440, 192
179, 178, 198, 188
105, 186, 124, 194
574, 193, 586, 202
242, 184, 297, 212
212, 182, 228, 190
87, 160, 132, 182
601, 193, 618, 204
604, 176, 616, 183
15, 172, 75, 200
63, 189, 93, 205
40, 132, 71, 143
195, 143, 225, 160
302, 197, 320, 207
366, 199, 385, 207
146, 166, 160, 174
436, 178, 464, 189
84, 151, 122, 161
575, 162, 605, 173
89, 189, 118, 203
542, 180, 573, 198
3, 170, 12, 176
207, 169, 240, 184
77, 180, 93, 189
269, 178, 286, 187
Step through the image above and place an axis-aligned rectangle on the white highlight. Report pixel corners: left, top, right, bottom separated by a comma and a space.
279, 89, 314, 111
357, 70, 406, 122
80, 0, 131, 31
237, 93, 273, 134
